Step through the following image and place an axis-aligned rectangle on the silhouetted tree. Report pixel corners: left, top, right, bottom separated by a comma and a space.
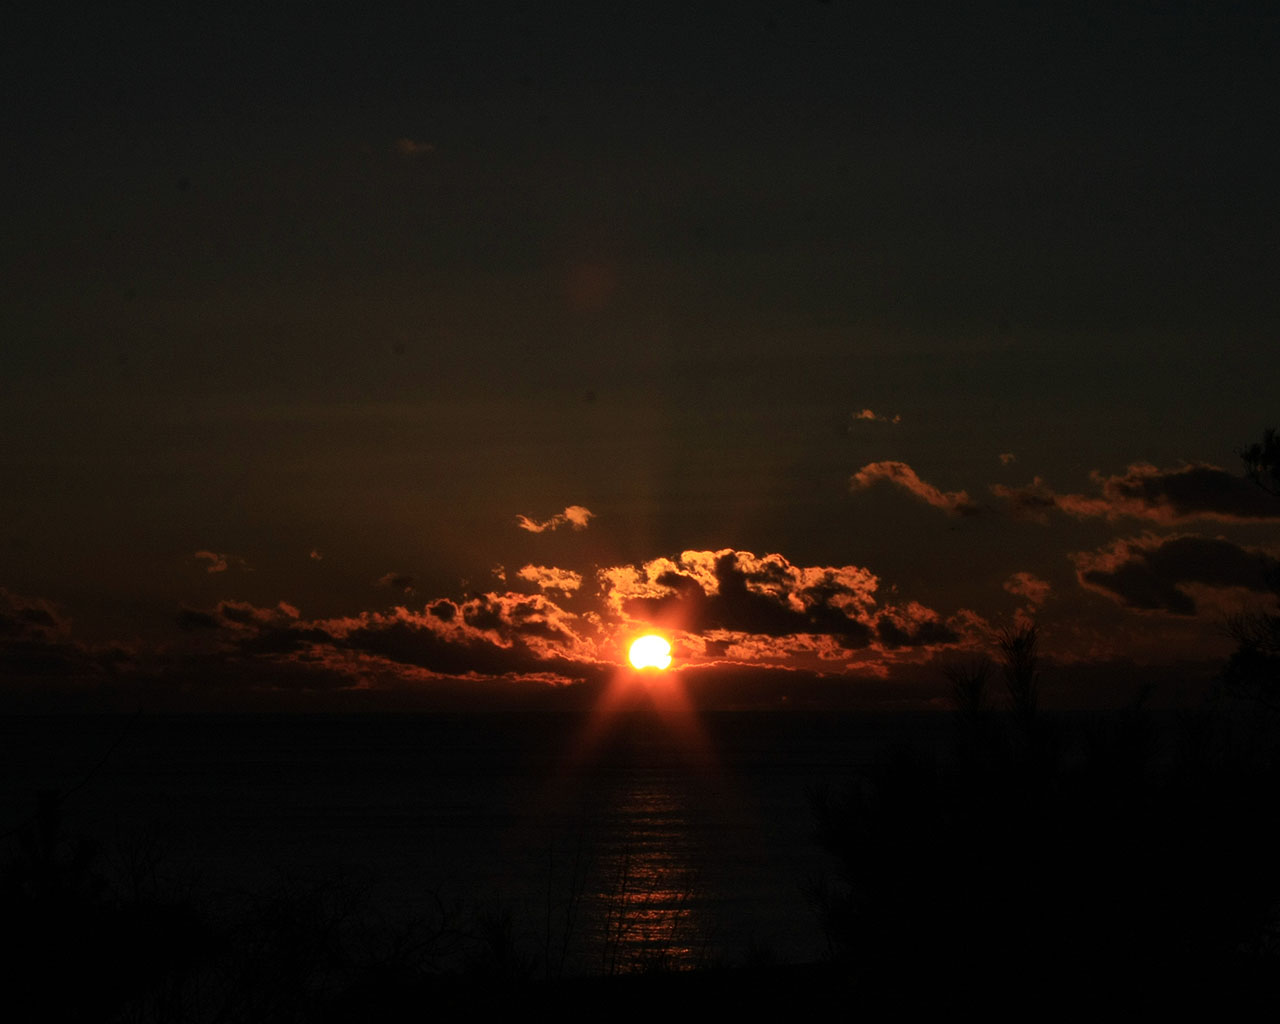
812, 656, 1280, 1006
1222, 592, 1280, 711
998, 623, 1039, 726
944, 656, 994, 774
1237, 426, 1280, 495
1223, 429, 1280, 708
945, 656, 992, 721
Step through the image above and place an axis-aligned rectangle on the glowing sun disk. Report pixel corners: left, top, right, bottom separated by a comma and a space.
628, 634, 672, 670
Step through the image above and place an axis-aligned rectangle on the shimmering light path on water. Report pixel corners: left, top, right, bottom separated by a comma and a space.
0, 711, 938, 973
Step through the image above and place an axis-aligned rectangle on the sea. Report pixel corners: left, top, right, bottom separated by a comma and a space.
0, 711, 953, 976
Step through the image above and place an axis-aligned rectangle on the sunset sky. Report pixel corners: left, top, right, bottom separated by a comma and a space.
3, 2, 1278, 710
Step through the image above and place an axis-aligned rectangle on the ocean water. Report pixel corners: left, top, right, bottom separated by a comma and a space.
0, 711, 947, 975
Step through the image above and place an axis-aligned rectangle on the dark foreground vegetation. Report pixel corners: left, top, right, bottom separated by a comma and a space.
811, 631, 1280, 1011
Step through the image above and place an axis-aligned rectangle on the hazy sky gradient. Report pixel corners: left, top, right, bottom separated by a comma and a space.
4, 2, 1278, 709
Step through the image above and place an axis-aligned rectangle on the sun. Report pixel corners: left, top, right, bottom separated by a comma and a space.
628, 633, 672, 671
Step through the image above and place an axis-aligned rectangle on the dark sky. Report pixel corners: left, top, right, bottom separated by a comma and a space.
3, 2, 1278, 709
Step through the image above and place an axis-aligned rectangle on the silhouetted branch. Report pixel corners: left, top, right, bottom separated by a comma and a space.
1220, 429, 1280, 707
1237, 426, 1280, 496
944, 656, 992, 721
997, 624, 1039, 726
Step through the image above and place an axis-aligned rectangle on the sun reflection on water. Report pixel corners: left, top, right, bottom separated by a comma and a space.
547, 640, 727, 973
591, 778, 710, 973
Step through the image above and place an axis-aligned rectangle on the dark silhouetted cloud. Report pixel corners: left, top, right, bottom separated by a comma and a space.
1072, 534, 1280, 616
990, 477, 1059, 523
0, 588, 127, 681
376, 573, 416, 594
181, 593, 605, 689
176, 606, 221, 630
995, 464, 1280, 524
428, 599, 456, 622
0, 587, 67, 640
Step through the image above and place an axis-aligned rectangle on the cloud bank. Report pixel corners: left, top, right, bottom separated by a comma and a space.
600, 549, 965, 660
994, 463, 1280, 524
1072, 534, 1279, 616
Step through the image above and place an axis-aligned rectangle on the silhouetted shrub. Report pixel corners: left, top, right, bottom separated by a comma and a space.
811, 677, 1280, 1004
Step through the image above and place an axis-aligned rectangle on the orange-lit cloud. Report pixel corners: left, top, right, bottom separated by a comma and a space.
850, 461, 982, 517
0, 540, 1004, 709
875, 601, 962, 649
167, 591, 608, 692
1004, 571, 1050, 628
999, 452, 1017, 466
454, 591, 584, 647
601, 550, 878, 621
195, 550, 251, 574
516, 505, 595, 533
1004, 571, 1050, 608
853, 408, 901, 425
1071, 534, 1279, 616
599, 548, 959, 662
173, 544, 970, 694
3, 541, 1009, 708
994, 463, 1280, 524
517, 564, 583, 595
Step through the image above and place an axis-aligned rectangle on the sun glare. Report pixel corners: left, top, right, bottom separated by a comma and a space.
628, 633, 672, 671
